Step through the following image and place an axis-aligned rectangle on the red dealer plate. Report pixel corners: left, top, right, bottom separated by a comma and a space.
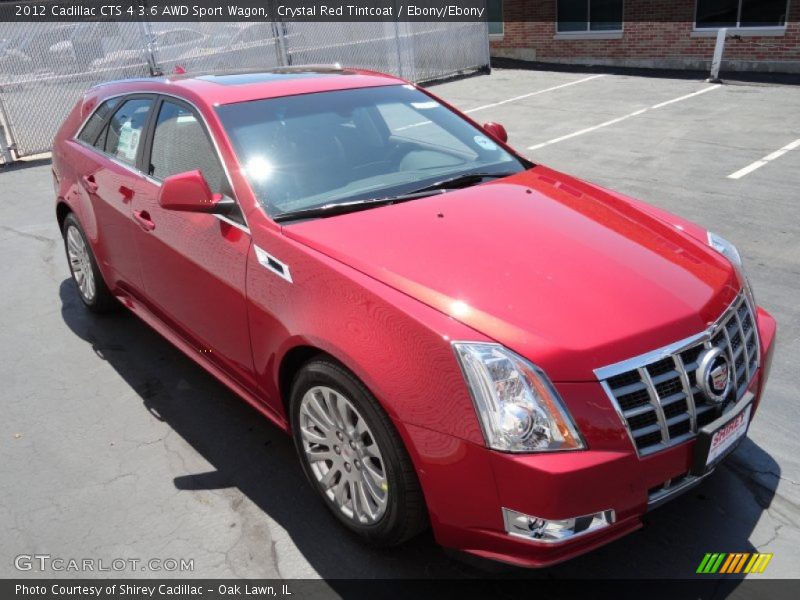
692, 393, 753, 476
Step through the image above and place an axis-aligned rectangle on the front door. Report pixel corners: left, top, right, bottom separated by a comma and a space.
130, 97, 256, 390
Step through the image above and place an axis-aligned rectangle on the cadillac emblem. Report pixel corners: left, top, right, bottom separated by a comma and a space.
696, 347, 733, 404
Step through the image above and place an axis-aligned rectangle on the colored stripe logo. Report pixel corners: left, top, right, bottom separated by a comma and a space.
697, 552, 773, 574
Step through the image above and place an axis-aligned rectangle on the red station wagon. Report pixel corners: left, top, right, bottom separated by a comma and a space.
52, 66, 776, 567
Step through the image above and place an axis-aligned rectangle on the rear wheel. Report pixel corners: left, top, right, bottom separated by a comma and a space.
290, 359, 427, 546
62, 213, 117, 313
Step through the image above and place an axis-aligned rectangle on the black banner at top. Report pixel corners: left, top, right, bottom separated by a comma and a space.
1, 0, 495, 22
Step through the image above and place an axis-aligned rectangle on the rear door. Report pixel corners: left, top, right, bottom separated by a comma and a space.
130, 96, 257, 390
71, 95, 155, 294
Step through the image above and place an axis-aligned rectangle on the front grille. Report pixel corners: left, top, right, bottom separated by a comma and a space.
596, 291, 759, 457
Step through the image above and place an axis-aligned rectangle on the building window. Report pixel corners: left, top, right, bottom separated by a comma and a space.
695, 0, 789, 28
557, 0, 624, 33
488, 0, 504, 36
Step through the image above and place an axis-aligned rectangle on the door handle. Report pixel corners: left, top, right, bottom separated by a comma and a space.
118, 185, 134, 203
81, 174, 98, 193
133, 210, 155, 232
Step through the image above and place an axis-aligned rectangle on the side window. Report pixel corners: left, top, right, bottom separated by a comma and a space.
104, 98, 153, 165
149, 100, 226, 194
77, 98, 120, 148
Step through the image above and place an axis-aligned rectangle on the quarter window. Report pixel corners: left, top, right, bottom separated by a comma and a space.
77, 98, 120, 148
695, 0, 789, 28
557, 0, 624, 33
104, 98, 153, 165
148, 100, 226, 194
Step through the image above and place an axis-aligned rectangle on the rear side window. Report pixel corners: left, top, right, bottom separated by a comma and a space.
148, 100, 225, 193
104, 98, 153, 165
77, 98, 120, 148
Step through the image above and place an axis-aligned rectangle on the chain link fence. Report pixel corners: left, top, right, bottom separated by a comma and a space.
0, 21, 489, 163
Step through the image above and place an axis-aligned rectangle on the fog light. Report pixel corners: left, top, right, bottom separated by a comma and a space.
502, 507, 615, 543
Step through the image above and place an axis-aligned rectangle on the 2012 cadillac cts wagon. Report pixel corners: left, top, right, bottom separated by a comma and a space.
52, 66, 776, 567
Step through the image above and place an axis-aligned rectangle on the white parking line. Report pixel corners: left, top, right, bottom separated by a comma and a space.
397, 74, 607, 132
527, 84, 721, 150
464, 74, 606, 114
727, 138, 800, 180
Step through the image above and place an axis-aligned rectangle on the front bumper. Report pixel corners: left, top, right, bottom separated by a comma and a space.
405, 307, 776, 568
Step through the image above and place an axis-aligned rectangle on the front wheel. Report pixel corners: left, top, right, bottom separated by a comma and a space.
290, 359, 427, 546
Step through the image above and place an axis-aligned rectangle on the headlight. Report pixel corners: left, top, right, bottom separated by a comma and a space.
452, 343, 585, 452
707, 231, 755, 302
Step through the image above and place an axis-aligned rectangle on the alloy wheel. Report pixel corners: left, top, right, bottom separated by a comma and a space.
66, 225, 96, 303
298, 385, 389, 524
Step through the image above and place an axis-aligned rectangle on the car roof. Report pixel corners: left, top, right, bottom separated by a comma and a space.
88, 66, 406, 108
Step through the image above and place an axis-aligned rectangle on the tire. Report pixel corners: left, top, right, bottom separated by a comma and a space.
62, 212, 117, 313
290, 358, 428, 546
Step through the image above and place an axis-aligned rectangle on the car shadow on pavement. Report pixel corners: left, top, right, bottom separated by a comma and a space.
59, 278, 780, 581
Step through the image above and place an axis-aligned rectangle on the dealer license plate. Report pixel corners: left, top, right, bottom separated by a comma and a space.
691, 395, 752, 475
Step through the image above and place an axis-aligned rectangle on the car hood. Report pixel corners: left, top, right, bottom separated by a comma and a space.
284, 166, 741, 381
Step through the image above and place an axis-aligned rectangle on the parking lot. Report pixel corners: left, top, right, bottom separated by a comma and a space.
1, 66, 799, 581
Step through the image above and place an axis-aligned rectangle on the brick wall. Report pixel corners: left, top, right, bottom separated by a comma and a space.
491, 0, 800, 73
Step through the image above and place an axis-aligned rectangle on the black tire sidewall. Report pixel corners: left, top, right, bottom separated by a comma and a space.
290, 359, 412, 545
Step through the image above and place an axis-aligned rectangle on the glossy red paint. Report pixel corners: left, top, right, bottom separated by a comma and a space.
52, 68, 776, 567
482, 122, 508, 144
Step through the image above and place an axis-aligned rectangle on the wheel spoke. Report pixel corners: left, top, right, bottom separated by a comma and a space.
351, 480, 372, 522
310, 391, 336, 429
361, 441, 381, 459
334, 479, 348, 508
361, 467, 387, 506
301, 402, 332, 434
300, 425, 327, 445
327, 389, 346, 430
306, 447, 335, 463
356, 481, 377, 520
319, 465, 339, 489
337, 395, 356, 437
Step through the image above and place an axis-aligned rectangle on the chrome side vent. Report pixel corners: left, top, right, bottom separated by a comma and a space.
254, 245, 293, 283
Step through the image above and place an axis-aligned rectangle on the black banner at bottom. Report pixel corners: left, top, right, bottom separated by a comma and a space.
5, 579, 800, 600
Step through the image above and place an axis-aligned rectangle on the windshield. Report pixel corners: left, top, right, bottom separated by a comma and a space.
216, 85, 527, 217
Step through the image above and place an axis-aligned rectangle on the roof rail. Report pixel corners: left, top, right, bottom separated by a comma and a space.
266, 63, 343, 73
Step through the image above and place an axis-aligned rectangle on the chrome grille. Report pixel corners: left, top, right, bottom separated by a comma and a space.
596, 292, 759, 457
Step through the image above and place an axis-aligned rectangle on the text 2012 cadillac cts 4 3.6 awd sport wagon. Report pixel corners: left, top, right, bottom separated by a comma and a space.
52, 66, 776, 567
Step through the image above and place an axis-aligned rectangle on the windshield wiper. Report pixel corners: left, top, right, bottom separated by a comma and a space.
272, 171, 518, 223
408, 171, 518, 194
272, 189, 447, 223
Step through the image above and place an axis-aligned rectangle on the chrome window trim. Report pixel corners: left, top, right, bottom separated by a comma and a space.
72, 89, 250, 233
74, 91, 128, 142
74, 137, 146, 179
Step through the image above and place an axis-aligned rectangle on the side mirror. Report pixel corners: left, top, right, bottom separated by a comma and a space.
482, 122, 508, 144
158, 170, 222, 212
